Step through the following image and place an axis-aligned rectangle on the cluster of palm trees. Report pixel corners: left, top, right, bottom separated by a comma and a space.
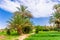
7, 5, 33, 35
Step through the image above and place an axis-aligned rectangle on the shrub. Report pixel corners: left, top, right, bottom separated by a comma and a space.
54, 27, 60, 31
43, 28, 49, 31
35, 26, 50, 32
6, 29, 11, 35
43, 26, 50, 31
35, 28, 39, 33
22, 26, 32, 34
35, 27, 40, 33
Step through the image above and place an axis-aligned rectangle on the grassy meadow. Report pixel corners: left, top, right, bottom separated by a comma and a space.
24, 31, 60, 40
0, 30, 19, 40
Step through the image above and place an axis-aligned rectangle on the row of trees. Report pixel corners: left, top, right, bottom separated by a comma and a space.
7, 5, 33, 35
35, 25, 55, 33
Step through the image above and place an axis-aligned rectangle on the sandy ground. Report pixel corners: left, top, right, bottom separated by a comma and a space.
18, 33, 34, 40
0, 35, 5, 40
18, 34, 30, 40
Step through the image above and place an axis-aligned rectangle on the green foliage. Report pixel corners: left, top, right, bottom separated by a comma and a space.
7, 5, 33, 35
22, 26, 32, 34
35, 26, 41, 33
6, 29, 11, 35
50, 4, 60, 31
35, 27, 39, 33
54, 27, 60, 31
35, 26, 50, 33
0, 29, 19, 40
24, 31, 60, 40
35, 25, 60, 31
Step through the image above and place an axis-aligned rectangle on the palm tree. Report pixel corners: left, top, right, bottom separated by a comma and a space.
7, 5, 33, 35
50, 4, 60, 29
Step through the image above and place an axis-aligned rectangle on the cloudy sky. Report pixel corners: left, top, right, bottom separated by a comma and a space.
0, 0, 60, 29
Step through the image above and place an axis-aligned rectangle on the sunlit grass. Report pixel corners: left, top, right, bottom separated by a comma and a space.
24, 31, 60, 40
0, 31, 19, 40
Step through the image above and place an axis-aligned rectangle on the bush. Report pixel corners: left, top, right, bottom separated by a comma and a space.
43, 27, 50, 31
43, 28, 49, 31
35, 26, 50, 32
35, 28, 39, 33
54, 27, 60, 31
7, 29, 11, 35
22, 26, 32, 34
35, 27, 40, 33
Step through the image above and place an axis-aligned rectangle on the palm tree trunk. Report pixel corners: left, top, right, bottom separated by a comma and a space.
16, 25, 23, 35
17, 28, 23, 35
57, 23, 60, 28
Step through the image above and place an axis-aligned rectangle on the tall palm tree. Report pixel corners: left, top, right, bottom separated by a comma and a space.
7, 5, 33, 34
50, 4, 60, 29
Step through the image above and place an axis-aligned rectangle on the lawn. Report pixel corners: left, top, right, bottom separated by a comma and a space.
24, 31, 60, 40
0, 31, 19, 40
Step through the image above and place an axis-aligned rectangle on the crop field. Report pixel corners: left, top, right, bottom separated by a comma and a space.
24, 31, 60, 40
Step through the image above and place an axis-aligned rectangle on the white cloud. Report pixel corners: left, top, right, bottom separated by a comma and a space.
0, 0, 20, 12
0, 0, 58, 17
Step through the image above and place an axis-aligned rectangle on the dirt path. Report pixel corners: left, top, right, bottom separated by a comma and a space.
0, 35, 6, 40
18, 33, 34, 40
18, 34, 30, 40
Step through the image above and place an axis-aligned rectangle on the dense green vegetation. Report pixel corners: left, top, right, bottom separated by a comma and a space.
0, 30, 19, 40
24, 31, 60, 40
7, 5, 33, 35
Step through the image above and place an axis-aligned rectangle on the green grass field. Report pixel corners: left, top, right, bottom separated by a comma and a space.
24, 31, 60, 40
0, 31, 19, 40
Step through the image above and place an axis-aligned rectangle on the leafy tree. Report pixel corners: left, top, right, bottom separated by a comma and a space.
50, 4, 60, 31
7, 5, 33, 35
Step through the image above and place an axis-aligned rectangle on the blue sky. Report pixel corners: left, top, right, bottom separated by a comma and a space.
0, 0, 60, 29
0, 8, 13, 29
